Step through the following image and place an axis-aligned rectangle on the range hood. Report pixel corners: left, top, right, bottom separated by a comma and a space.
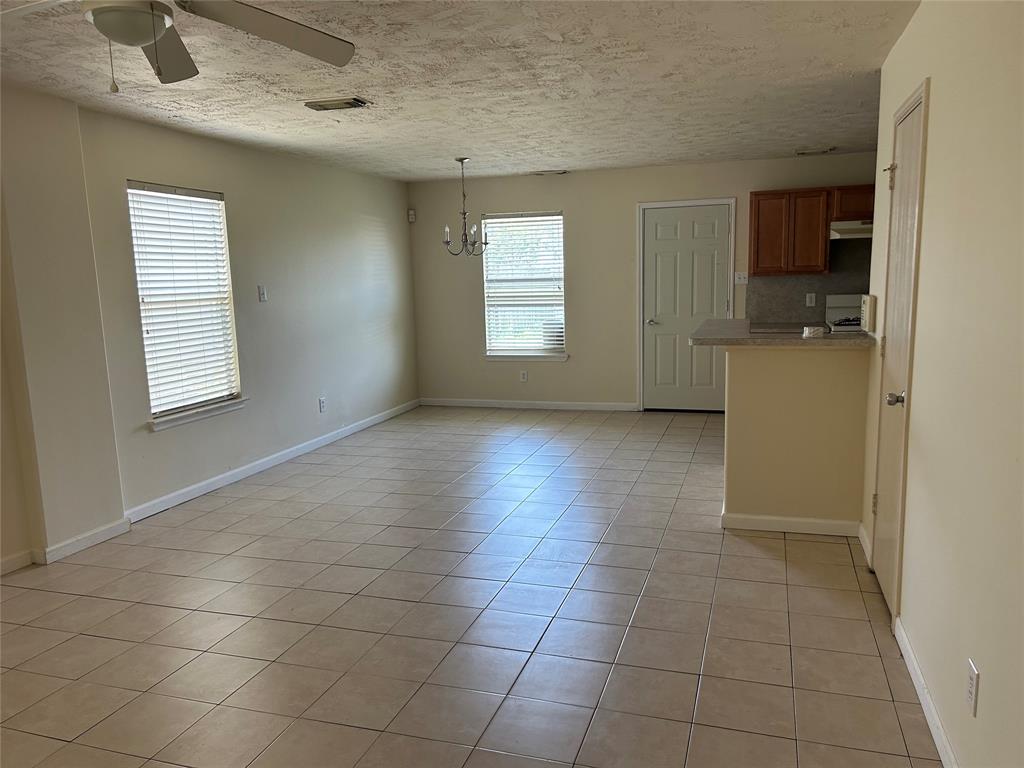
830, 220, 873, 240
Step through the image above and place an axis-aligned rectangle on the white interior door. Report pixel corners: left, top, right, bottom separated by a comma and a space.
642, 204, 730, 410
873, 87, 928, 616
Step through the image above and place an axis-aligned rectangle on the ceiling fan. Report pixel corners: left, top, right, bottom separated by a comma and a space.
2, 0, 355, 84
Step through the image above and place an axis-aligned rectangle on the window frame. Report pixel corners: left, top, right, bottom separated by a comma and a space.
480, 211, 568, 361
126, 179, 245, 430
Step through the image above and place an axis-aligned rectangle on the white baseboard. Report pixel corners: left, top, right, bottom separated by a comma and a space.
125, 399, 421, 524
1, 550, 33, 575
858, 521, 873, 565
32, 517, 131, 564
894, 617, 958, 768
721, 512, 860, 537
419, 398, 639, 411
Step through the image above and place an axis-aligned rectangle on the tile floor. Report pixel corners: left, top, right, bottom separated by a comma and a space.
0, 406, 942, 767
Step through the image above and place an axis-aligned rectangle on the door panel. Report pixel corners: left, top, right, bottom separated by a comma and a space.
643, 204, 730, 410
750, 193, 789, 275
873, 95, 927, 616
790, 190, 830, 272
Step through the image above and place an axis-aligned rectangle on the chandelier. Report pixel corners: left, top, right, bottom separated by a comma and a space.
442, 157, 488, 257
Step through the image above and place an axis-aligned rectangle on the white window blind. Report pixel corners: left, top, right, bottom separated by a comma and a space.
127, 181, 241, 418
481, 213, 565, 355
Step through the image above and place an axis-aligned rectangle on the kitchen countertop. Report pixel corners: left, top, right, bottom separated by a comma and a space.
690, 319, 875, 348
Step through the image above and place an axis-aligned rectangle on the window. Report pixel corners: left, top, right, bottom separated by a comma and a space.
481, 213, 566, 357
127, 181, 241, 420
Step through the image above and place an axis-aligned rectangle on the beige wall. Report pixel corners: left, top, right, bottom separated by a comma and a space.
723, 347, 868, 532
1, 87, 125, 552
77, 109, 418, 512
409, 153, 875, 405
862, 3, 1023, 766
1, 86, 418, 545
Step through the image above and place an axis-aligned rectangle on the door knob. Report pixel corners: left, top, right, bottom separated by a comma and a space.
646, 319, 660, 326
885, 391, 906, 406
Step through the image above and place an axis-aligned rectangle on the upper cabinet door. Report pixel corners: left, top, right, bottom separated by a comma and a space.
790, 190, 830, 273
832, 185, 875, 221
749, 192, 790, 275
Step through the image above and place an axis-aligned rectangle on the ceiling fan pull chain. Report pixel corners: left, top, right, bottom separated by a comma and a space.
108, 39, 119, 93
150, 2, 162, 77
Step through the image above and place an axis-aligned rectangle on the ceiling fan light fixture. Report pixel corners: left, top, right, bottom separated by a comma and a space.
84, 0, 173, 47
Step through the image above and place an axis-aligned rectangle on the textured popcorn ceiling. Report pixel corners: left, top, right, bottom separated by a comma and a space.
0, 1, 917, 180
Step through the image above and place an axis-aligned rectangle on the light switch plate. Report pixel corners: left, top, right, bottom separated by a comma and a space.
257, 285, 269, 303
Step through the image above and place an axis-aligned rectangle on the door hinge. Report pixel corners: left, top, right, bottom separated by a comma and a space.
883, 163, 897, 190
871, 493, 879, 516
879, 335, 886, 358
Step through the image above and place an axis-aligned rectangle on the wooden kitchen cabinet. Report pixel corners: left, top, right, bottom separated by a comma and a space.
749, 184, 874, 275
831, 184, 875, 221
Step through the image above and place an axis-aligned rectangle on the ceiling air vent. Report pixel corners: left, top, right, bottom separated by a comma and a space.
304, 97, 372, 111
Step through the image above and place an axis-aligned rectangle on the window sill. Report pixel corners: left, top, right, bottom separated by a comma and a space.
485, 353, 569, 362
148, 396, 248, 432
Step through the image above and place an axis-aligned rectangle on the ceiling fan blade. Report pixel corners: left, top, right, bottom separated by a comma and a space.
141, 25, 199, 83
176, 1, 354, 69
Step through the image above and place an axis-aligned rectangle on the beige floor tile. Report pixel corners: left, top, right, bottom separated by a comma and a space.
360, 570, 444, 601
713, 579, 788, 612
536, 618, 625, 663
199, 583, 292, 616
599, 664, 697, 721
794, 689, 906, 755
222, 662, 339, 715
3, 681, 140, 740
575, 564, 648, 595
76, 692, 212, 758
151, 653, 268, 703
717, 554, 787, 583
141, 577, 235, 609
244, 561, 328, 588
303, 565, 384, 593
631, 597, 710, 634
0, 728, 64, 768
428, 643, 529, 694
511, 654, 610, 706
0, 627, 73, 668
258, 588, 350, 624
863, 593, 891, 624
276, 626, 379, 672
355, 733, 471, 768
721, 534, 785, 559
590, 543, 657, 570
703, 635, 792, 686
303, 672, 419, 729
34, 743, 146, 768
338, 544, 412, 569
388, 683, 503, 745
465, 749, 571, 767
348, 635, 454, 681
148, 611, 250, 651
694, 676, 795, 738
577, 709, 690, 768
479, 696, 592, 763
557, 589, 638, 625
18, 635, 134, 680
423, 576, 504, 608
896, 702, 940, 760
1, 591, 77, 624
883, 656, 919, 703
489, 583, 568, 616
461, 610, 551, 651
210, 618, 313, 660
530, 538, 596, 563
798, 741, 912, 767
389, 603, 481, 641
155, 705, 292, 768
617, 627, 704, 673
685, 724, 796, 768
250, 719, 378, 767
708, 605, 790, 644
787, 562, 860, 591
790, 614, 878, 655
642, 571, 716, 603
86, 604, 191, 642
0, 670, 70, 720
193, 556, 272, 582
323, 595, 416, 632
652, 549, 719, 577
788, 586, 867, 620
793, 647, 891, 699
28, 597, 129, 633
785, 540, 853, 565
659, 530, 723, 554
82, 643, 199, 690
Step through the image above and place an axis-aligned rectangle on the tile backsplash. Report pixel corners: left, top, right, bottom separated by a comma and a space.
746, 239, 871, 323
